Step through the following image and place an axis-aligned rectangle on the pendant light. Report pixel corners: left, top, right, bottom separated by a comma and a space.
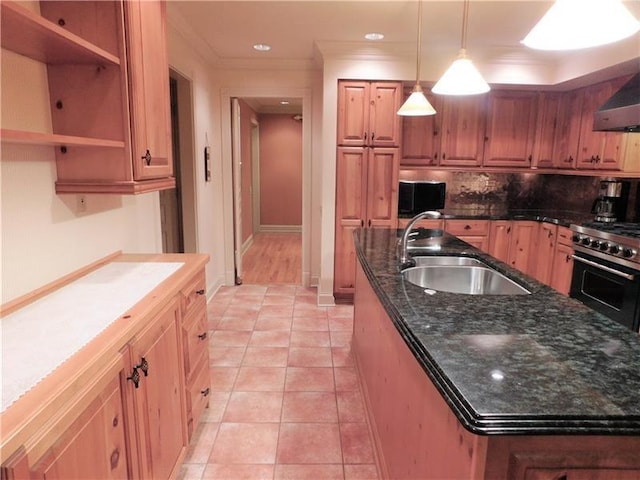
522, 0, 640, 50
397, 0, 436, 116
431, 0, 490, 96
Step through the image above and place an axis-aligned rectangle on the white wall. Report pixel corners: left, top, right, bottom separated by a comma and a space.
1, 50, 162, 303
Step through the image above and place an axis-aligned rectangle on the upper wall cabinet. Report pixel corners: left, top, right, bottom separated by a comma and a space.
337, 81, 402, 148
0, 1, 174, 194
400, 92, 485, 168
483, 91, 537, 168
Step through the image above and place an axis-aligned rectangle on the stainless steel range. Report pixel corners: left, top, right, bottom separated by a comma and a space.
569, 222, 640, 332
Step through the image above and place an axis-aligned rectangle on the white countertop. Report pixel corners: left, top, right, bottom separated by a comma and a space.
1, 261, 184, 412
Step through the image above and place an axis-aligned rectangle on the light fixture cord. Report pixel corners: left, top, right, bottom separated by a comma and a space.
460, 0, 469, 50
415, 0, 423, 85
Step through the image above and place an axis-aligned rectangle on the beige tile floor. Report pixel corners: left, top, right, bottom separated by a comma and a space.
178, 284, 380, 480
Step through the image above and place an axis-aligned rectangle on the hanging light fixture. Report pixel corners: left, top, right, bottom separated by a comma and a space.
432, 0, 489, 95
397, 0, 436, 116
522, 0, 640, 50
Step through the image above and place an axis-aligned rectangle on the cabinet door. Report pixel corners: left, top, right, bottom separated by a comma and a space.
439, 96, 486, 167
484, 91, 537, 167
458, 236, 490, 252
125, 0, 173, 180
532, 223, 557, 284
369, 82, 402, 147
550, 242, 574, 296
533, 93, 561, 168
509, 221, 538, 275
553, 89, 583, 169
401, 89, 439, 166
488, 221, 512, 264
366, 148, 399, 227
337, 81, 370, 146
129, 299, 186, 480
30, 354, 132, 480
334, 147, 367, 294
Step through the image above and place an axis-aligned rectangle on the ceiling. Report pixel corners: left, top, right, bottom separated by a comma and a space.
167, 1, 640, 112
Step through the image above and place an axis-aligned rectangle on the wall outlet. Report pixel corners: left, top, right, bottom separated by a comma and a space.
77, 195, 87, 212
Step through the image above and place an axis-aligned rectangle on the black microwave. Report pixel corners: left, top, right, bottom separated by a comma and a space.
398, 181, 446, 215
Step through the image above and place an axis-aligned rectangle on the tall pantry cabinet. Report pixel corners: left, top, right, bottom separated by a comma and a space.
334, 81, 402, 299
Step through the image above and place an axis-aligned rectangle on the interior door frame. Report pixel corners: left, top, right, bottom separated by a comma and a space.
231, 98, 243, 284
220, 87, 312, 287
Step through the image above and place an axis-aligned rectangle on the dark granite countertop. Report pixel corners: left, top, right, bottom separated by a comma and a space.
355, 228, 640, 435
399, 208, 594, 227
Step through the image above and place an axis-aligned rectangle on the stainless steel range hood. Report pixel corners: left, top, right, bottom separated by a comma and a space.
593, 73, 640, 133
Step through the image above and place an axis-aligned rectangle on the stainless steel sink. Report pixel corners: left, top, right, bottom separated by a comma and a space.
412, 256, 486, 267
402, 264, 530, 295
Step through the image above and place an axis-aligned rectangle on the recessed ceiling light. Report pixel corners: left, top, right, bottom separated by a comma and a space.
280, 101, 290, 105
364, 33, 384, 41
253, 43, 272, 52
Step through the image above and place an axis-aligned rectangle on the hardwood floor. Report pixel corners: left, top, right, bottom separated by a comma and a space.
242, 233, 302, 285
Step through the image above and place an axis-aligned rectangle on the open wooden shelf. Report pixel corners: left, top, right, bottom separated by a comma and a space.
0, 2, 120, 66
1, 129, 125, 149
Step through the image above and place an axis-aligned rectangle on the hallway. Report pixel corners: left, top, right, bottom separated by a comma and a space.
178, 284, 379, 480
242, 233, 302, 285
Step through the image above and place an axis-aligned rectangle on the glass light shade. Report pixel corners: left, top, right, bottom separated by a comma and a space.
397, 85, 437, 116
522, 0, 640, 50
432, 50, 490, 95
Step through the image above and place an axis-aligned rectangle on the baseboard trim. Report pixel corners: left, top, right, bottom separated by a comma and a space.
258, 224, 302, 233
241, 235, 253, 256
317, 293, 336, 307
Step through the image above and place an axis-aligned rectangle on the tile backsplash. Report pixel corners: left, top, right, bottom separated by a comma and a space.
399, 170, 640, 221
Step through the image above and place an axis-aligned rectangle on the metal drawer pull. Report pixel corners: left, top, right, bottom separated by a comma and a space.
201, 387, 211, 397
198, 332, 207, 340
571, 255, 635, 281
196, 289, 205, 295
136, 357, 149, 377
127, 368, 140, 388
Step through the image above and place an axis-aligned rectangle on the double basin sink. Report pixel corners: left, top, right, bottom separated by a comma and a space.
402, 256, 530, 295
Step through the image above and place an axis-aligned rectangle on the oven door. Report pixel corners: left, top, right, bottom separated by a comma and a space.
570, 253, 640, 332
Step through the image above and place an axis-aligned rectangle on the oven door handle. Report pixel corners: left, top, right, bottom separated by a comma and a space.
571, 255, 636, 281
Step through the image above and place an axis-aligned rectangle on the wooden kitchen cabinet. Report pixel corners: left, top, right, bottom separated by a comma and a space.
532, 93, 562, 169
0, 0, 175, 194
575, 78, 628, 171
181, 272, 211, 439
334, 146, 399, 298
552, 89, 583, 169
445, 219, 490, 252
400, 94, 485, 167
483, 91, 537, 168
550, 226, 575, 296
337, 80, 402, 147
15, 352, 134, 480
532, 222, 557, 284
128, 298, 186, 480
489, 220, 538, 275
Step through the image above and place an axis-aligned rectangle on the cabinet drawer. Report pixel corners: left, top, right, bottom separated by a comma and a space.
186, 356, 211, 439
557, 226, 573, 246
445, 220, 490, 236
182, 272, 206, 317
183, 306, 209, 378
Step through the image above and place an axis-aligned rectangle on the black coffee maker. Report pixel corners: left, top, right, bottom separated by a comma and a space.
592, 178, 629, 223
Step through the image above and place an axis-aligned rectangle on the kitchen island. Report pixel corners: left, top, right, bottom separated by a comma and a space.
353, 228, 640, 479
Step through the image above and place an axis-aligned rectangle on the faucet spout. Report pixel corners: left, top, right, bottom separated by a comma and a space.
399, 210, 442, 269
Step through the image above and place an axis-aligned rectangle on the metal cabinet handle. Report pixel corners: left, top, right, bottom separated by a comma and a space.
127, 368, 140, 388
141, 149, 152, 166
442, 153, 446, 160
198, 332, 207, 340
571, 255, 635, 280
371, 132, 375, 143
201, 387, 211, 397
363, 132, 367, 141
196, 289, 205, 295
464, 224, 471, 230
136, 357, 148, 377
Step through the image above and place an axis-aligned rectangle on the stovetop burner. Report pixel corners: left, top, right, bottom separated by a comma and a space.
581, 222, 640, 239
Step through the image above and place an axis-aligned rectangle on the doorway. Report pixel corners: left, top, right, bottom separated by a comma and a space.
160, 70, 198, 254
230, 97, 304, 285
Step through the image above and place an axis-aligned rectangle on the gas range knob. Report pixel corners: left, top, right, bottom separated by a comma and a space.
590, 239, 601, 248
599, 242, 609, 251
609, 244, 620, 255
571, 234, 582, 243
623, 248, 636, 259
581, 237, 591, 246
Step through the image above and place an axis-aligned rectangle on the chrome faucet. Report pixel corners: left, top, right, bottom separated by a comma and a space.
399, 211, 442, 269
